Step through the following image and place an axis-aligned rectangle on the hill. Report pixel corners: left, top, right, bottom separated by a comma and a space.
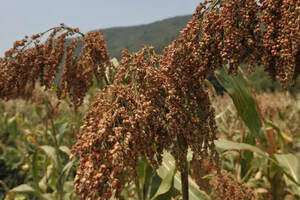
100, 15, 192, 59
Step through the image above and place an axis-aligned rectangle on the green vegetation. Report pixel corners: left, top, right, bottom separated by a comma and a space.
1, 66, 300, 199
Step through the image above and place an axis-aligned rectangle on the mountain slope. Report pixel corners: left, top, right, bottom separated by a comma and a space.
100, 15, 192, 59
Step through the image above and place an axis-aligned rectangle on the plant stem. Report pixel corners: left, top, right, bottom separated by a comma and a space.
134, 171, 143, 200
177, 135, 189, 200
45, 99, 58, 147
181, 158, 189, 200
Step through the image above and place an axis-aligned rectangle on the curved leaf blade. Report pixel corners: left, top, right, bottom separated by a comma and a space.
275, 154, 300, 196
151, 164, 175, 200
39, 145, 58, 167
215, 140, 267, 156
157, 152, 210, 200
215, 67, 265, 143
11, 184, 35, 193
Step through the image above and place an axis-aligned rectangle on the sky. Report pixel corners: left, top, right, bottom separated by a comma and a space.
0, 0, 201, 56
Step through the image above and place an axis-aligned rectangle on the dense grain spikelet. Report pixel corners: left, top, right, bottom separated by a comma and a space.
72, 47, 171, 199
210, 171, 256, 200
0, 26, 110, 108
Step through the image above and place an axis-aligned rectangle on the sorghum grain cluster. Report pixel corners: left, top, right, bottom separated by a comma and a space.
72, 47, 171, 199
198, 0, 299, 86
0, 25, 110, 108
210, 171, 256, 200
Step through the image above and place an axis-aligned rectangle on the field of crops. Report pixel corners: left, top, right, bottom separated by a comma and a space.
1, 74, 300, 200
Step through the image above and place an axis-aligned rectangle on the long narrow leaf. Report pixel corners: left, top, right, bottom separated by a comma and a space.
215, 67, 265, 143
275, 154, 300, 196
215, 140, 267, 156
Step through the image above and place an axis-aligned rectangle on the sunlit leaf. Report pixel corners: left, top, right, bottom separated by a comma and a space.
275, 154, 300, 196
59, 146, 71, 156
151, 164, 175, 200
11, 184, 34, 193
157, 152, 210, 200
41, 193, 56, 200
39, 145, 58, 167
62, 160, 75, 178
38, 165, 53, 193
215, 140, 267, 156
264, 120, 293, 143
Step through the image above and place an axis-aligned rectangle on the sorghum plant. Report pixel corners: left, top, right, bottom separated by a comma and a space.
72, 47, 172, 199
0, 0, 299, 199
0, 24, 110, 108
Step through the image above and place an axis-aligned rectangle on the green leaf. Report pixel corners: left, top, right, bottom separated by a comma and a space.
215, 140, 267, 156
275, 154, 300, 196
59, 146, 71, 156
138, 157, 147, 187
215, 140, 300, 187
215, 67, 265, 143
35, 105, 44, 118
240, 134, 255, 178
157, 152, 210, 200
56, 122, 69, 145
7, 116, 19, 139
1, 146, 23, 170
63, 181, 76, 200
62, 160, 75, 178
121, 183, 136, 200
215, 139, 264, 179
41, 193, 56, 200
39, 145, 58, 167
137, 157, 154, 199
149, 175, 162, 198
32, 150, 41, 192
38, 175, 47, 193
11, 184, 35, 193
151, 164, 175, 200
38, 165, 54, 193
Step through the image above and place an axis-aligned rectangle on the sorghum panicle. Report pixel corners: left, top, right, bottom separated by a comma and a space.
72, 47, 171, 199
0, 27, 110, 108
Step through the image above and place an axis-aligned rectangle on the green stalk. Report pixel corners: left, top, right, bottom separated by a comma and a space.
135, 175, 143, 200
180, 158, 189, 200
177, 135, 189, 200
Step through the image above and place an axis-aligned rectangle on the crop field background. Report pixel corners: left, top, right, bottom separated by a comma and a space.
1, 77, 299, 200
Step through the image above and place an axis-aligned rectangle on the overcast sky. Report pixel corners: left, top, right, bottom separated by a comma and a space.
0, 0, 201, 56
